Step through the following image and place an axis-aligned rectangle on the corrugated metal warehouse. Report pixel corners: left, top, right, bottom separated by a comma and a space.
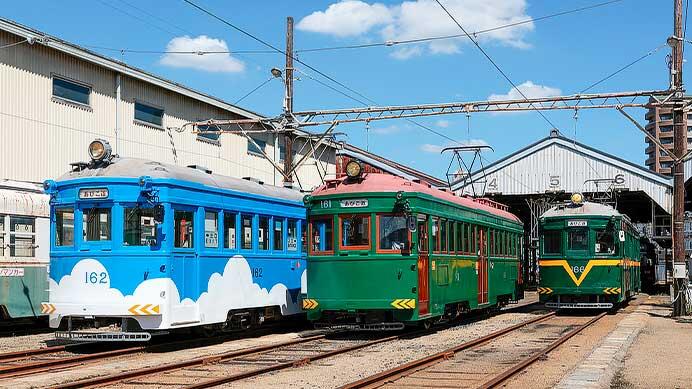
0, 17, 335, 190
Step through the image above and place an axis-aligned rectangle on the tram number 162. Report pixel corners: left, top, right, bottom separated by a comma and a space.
85, 271, 109, 284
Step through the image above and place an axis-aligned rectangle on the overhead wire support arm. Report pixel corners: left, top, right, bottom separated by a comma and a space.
289, 90, 671, 127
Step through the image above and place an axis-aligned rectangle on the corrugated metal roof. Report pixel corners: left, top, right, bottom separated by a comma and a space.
452, 134, 673, 213
58, 158, 304, 202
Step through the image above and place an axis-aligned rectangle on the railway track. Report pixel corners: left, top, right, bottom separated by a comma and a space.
0, 299, 543, 388
340, 311, 608, 388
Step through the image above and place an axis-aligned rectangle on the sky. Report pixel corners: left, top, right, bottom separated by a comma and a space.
3, 0, 675, 178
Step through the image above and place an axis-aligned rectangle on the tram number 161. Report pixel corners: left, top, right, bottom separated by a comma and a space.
85, 271, 108, 284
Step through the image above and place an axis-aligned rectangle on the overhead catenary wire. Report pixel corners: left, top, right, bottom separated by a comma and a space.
295, 0, 627, 54
182, 0, 374, 106
0, 39, 27, 50
79, 0, 627, 58
580, 43, 668, 93
233, 76, 276, 105
434, 0, 560, 131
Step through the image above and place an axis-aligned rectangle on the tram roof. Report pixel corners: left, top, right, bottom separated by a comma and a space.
541, 201, 621, 219
57, 158, 304, 203
312, 173, 521, 223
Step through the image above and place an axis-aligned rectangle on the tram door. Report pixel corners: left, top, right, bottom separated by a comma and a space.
477, 227, 489, 304
417, 216, 430, 316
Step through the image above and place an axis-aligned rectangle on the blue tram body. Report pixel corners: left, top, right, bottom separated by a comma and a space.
44, 156, 306, 340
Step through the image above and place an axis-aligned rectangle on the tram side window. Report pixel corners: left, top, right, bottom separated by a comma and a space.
340, 214, 370, 249
310, 218, 333, 254
301, 220, 307, 253
174, 210, 194, 248
595, 227, 616, 255
204, 211, 219, 248
123, 207, 157, 246
456, 222, 463, 254
568, 228, 589, 251
0, 216, 4, 256
543, 230, 562, 255
440, 220, 448, 253
258, 216, 269, 250
378, 214, 409, 251
431, 217, 440, 252
241, 214, 253, 250
83, 208, 111, 241
287, 219, 298, 251
9, 216, 35, 257
55, 208, 74, 247
224, 212, 236, 249
273, 218, 284, 251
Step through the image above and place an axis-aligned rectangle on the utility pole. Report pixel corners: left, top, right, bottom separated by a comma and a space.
283, 16, 295, 187
672, 0, 688, 316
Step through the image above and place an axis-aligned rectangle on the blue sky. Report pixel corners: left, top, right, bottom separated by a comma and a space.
4, 0, 673, 177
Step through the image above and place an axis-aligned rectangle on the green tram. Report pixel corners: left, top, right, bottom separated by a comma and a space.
302, 162, 524, 329
538, 194, 641, 309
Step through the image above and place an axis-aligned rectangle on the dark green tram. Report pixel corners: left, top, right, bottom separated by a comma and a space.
303, 164, 524, 329
538, 195, 641, 309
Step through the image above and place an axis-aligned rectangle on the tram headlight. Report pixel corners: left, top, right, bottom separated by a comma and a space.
570, 192, 584, 205
345, 160, 363, 178
88, 139, 112, 162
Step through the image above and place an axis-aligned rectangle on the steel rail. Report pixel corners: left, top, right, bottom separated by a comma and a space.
0, 345, 147, 379
339, 311, 556, 389
480, 311, 608, 388
186, 334, 403, 389
51, 335, 326, 389
0, 344, 76, 363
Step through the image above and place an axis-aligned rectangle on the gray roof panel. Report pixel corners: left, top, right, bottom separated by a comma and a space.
57, 158, 304, 203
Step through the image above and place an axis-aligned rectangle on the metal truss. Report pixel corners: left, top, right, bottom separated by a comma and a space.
292, 89, 674, 127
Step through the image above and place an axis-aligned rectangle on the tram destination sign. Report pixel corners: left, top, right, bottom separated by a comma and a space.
79, 188, 109, 199
340, 199, 368, 208
0, 268, 24, 277
567, 220, 588, 227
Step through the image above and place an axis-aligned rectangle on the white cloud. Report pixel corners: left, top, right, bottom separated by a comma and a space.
436, 119, 450, 128
160, 35, 245, 73
299, 0, 533, 59
48, 256, 302, 329
297, 1, 393, 37
420, 139, 489, 153
488, 80, 561, 101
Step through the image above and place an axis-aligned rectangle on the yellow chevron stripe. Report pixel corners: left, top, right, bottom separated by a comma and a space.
537, 287, 553, 294
302, 299, 319, 310
390, 299, 416, 309
539, 259, 622, 286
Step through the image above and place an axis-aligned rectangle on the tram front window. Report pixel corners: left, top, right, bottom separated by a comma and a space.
568, 228, 589, 251
174, 210, 194, 248
595, 228, 616, 255
309, 218, 333, 254
55, 208, 74, 246
378, 215, 409, 251
83, 208, 111, 241
124, 207, 158, 246
340, 214, 370, 249
543, 230, 562, 255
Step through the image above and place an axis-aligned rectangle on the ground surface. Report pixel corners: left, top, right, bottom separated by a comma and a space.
614, 295, 692, 389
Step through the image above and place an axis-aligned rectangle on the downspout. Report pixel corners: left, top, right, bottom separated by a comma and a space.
115, 73, 122, 156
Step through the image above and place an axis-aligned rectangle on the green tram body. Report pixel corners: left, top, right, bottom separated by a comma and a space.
303, 173, 524, 329
538, 200, 641, 309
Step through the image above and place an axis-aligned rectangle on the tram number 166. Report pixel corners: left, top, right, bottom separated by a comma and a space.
572, 265, 585, 274
85, 271, 108, 284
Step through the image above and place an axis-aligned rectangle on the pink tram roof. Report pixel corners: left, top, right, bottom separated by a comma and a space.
312, 173, 522, 224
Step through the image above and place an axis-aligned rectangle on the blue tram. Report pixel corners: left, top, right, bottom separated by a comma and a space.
43, 140, 306, 341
